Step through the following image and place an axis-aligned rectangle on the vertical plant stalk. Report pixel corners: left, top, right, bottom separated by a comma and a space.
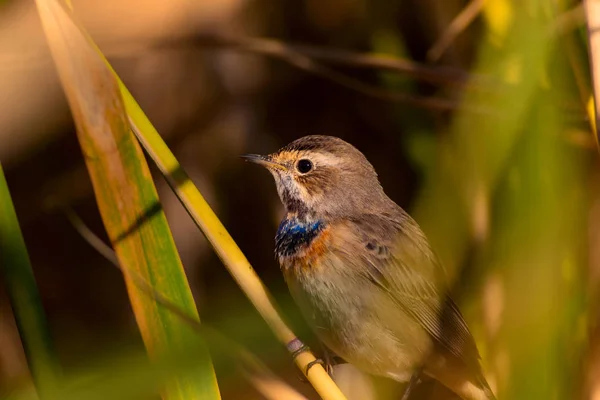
34, 1, 220, 399
0, 164, 60, 398
584, 0, 600, 150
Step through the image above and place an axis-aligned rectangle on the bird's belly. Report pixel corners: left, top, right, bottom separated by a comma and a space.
282, 255, 431, 381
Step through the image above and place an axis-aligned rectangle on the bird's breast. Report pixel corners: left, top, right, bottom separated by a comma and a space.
275, 217, 330, 268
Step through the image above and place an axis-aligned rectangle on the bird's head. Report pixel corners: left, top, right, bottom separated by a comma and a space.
244, 135, 390, 219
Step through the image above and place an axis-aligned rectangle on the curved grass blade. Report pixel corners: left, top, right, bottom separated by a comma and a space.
33, 1, 220, 399
0, 164, 61, 398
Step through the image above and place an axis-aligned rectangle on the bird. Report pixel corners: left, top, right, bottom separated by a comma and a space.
243, 135, 495, 400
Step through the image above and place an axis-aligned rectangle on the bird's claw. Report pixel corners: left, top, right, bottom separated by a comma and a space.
305, 358, 328, 376
287, 338, 335, 381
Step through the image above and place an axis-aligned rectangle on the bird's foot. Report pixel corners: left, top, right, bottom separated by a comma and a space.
286, 338, 335, 381
287, 337, 309, 359
305, 358, 329, 376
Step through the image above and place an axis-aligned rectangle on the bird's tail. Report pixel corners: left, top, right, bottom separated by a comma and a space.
478, 376, 497, 400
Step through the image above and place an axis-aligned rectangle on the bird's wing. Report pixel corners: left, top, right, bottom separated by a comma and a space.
337, 211, 483, 375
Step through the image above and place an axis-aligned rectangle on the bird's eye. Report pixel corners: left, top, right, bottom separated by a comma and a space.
296, 159, 313, 174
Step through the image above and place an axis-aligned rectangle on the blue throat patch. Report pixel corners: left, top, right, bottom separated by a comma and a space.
275, 217, 324, 257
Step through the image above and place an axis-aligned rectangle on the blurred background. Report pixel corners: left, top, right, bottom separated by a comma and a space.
0, 0, 597, 399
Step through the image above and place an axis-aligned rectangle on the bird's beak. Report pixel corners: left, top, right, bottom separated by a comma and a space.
241, 154, 286, 171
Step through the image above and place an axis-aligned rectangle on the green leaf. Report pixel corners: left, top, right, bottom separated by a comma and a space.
0, 164, 61, 398
34, 0, 220, 399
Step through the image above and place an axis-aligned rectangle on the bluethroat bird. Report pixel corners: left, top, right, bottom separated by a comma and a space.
243, 136, 495, 400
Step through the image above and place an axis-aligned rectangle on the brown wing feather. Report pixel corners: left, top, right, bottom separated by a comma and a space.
344, 211, 486, 379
